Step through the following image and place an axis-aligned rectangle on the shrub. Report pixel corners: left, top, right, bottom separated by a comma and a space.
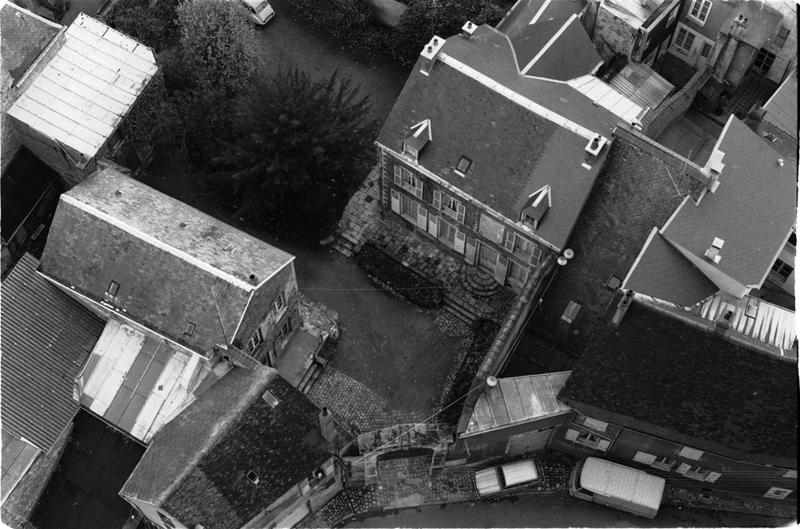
104, 0, 179, 51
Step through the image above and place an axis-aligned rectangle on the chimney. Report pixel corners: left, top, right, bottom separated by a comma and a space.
744, 106, 766, 131
583, 134, 608, 167
461, 21, 477, 38
420, 36, 446, 76
715, 309, 734, 334
703, 149, 725, 192
704, 237, 724, 264
611, 290, 634, 326
319, 407, 337, 444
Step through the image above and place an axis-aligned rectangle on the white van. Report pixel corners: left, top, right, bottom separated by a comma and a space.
239, 0, 274, 25
569, 457, 666, 519
475, 459, 540, 497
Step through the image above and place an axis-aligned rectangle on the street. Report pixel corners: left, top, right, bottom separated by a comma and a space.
345, 494, 792, 528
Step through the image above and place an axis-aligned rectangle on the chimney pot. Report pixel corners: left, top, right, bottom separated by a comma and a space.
778, 158, 785, 167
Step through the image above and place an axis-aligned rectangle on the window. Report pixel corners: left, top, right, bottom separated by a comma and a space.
439, 218, 457, 246
700, 42, 712, 57
262, 390, 280, 407
753, 48, 776, 74
393, 165, 423, 199
400, 193, 417, 222
651, 455, 677, 471
580, 416, 609, 433
455, 156, 472, 175
185, 322, 196, 336
688, 0, 712, 24
678, 446, 704, 460
478, 244, 499, 271
106, 281, 119, 297
507, 260, 527, 284
771, 258, 794, 281
762, 131, 778, 142
504, 231, 536, 261
773, 25, 790, 49
248, 327, 265, 352
765, 487, 793, 500
561, 301, 581, 324
272, 292, 285, 313
530, 246, 542, 265
676, 463, 720, 482
565, 428, 611, 451
674, 27, 696, 52
245, 470, 261, 484
441, 195, 465, 223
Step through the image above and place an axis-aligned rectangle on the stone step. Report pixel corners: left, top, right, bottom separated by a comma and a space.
331, 239, 353, 258
443, 293, 482, 325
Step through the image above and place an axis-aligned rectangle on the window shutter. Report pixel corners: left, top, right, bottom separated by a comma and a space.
393, 166, 402, 185
465, 236, 477, 264
504, 231, 515, 252
433, 190, 442, 209
390, 188, 400, 214
565, 428, 579, 442
494, 255, 509, 284
427, 215, 439, 237
633, 451, 657, 465
530, 246, 542, 265
596, 439, 611, 451
456, 202, 465, 223
416, 206, 427, 230
415, 179, 423, 199
454, 230, 466, 254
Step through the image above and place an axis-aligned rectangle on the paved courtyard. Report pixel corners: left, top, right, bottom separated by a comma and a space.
656, 108, 723, 166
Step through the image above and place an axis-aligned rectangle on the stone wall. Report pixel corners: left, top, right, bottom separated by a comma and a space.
1, 69, 21, 174
642, 66, 712, 138
592, 2, 638, 60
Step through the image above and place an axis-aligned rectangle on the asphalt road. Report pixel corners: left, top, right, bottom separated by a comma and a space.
345, 494, 791, 528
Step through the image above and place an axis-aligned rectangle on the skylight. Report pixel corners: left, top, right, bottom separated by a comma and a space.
456, 156, 472, 174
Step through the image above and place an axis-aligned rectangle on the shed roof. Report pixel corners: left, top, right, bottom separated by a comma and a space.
0, 253, 105, 452
464, 372, 572, 435
7, 13, 157, 162
39, 168, 294, 355
660, 117, 797, 288
120, 366, 332, 529
559, 298, 798, 466
0, 1, 61, 83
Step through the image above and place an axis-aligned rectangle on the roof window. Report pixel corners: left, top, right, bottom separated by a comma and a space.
262, 390, 280, 408
455, 156, 472, 175
106, 280, 119, 296
561, 300, 581, 324
245, 470, 261, 484
185, 322, 196, 336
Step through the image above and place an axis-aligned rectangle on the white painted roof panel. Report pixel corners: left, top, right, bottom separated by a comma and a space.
6, 13, 157, 159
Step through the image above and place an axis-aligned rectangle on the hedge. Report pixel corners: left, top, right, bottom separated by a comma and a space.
103, 0, 181, 51
355, 242, 443, 307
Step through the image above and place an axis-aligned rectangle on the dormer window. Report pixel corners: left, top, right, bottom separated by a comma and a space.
520, 185, 551, 230
106, 281, 119, 296
185, 322, 196, 336
455, 156, 472, 175
402, 119, 431, 162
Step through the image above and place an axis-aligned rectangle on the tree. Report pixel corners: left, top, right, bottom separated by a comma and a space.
104, 0, 178, 51
176, 0, 258, 95
210, 69, 379, 239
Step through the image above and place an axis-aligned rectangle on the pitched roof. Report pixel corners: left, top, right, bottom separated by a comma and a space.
517, 15, 602, 81
558, 298, 798, 466
7, 13, 158, 162
622, 228, 718, 306
0, 253, 105, 452
0, 1, 61, 83
1, 147, 61, 240
39, 168, 294, 355
464, 371, 572, 435
497, 0, 587, 37
120, 366, 332, 529
762, 69, 797, 139
660, 117, 797, 288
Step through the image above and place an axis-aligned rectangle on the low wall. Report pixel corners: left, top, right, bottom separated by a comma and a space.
643, 67, 712, 138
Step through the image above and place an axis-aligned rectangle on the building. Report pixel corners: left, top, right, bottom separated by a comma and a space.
120, 366, 343, 529
37, 168, 302, 442
754, 67, 797, 161
623, 116, 797, 306
1, 253, 105, 505
583, 0, 685, 65
552, 295, 797, 501
668, 0, 796, 89
376, 11, 649, 292
3, 9, 158, 186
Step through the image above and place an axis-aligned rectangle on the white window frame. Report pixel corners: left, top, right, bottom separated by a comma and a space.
561, 301, 582, 324
394, 165, 423, 199
678, 446, 704, 460
400, 193, 418, 224
674, 26, 696, 53
688, 0, 712, 25
507, 259, 528, 285
565, 428, 611, 452
764, 487, 793, 500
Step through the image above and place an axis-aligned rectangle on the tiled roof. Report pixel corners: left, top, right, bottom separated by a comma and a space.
1, 147, 61, 240
0, 253, 104, 452
622, 228, 718, 307
7, 13, 157, 162
40, 168, 294, 355
661, 117, 797, 288
559, 298, 798, 465
762, 69, 796, 139
120, 366, 332, 529
0, 2, 61, 82
464, 372, 572, 434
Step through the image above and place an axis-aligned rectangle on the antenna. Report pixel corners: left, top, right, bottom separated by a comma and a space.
210, 286, 229, 346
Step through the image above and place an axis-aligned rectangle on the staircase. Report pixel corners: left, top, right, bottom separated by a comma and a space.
442, 267, 503, 324
332, 230, 359, 258
297, 359, 324, 394
442, 292, 482, 324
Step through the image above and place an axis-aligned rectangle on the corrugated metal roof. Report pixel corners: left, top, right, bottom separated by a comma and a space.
464, 371, 572, 435
0, 253, 105, 452
609, 62, 674, 111
568, 75, 645, 124
7, 13, 157, 159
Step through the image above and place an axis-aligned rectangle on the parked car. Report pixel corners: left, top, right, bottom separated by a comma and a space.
474, 458, 540, 497
569, 457, 666, 519
238, 0, 274, 25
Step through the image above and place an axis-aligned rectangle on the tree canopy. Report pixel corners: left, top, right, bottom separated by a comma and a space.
176, 0, 258, 95
210, 69, 378, 239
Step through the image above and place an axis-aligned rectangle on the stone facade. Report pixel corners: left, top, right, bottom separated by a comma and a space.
592, 2, 639, 60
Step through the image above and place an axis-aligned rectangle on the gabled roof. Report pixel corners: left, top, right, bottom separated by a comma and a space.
120, 366, 332, 529
622, 228, 718, 307
40, 168, 294, 355
0, 1, 61, 83
762, 69, 797, 140
7, 13, 158, 163
497, 0, 587, 37
660, 117, 797, 288
558, 298, 798, 466
1, 253, 105, 452
516, 15, 602, 81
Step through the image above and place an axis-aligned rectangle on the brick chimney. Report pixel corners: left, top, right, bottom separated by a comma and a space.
461, 21, 477, 38
611, 290, 634, 326
420, 36, 446, 76
319, 407, 337, 444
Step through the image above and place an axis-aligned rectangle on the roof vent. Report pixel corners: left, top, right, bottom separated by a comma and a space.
420, 36, 446, 76
402, 119, 432, 162
704, 238, 723, 264
583, 135, 608, 167
245, 470, 260, 484
262, 390, 280, 408
461, 21, 477, 38
777, 158, 785, 167
249, 273, 258, 283
113, 190, 122, 197
486, 375, 498, 387
520, 185, 551, 230
178, 222, 187, 229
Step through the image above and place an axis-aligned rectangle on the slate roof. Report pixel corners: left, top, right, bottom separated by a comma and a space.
39, 168, 294, 356
120, 366, 332, 529
763, 69, 797, 137
0, 147, 61, 240
661, 117, 797, 288
7, 13, 158, 162
0, 253, 105, 452
622, 228, 718, 306
558, 298, 798, 466
497, 0, 586, 37
0, 2, 60, 82
518, 15, 602, 81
